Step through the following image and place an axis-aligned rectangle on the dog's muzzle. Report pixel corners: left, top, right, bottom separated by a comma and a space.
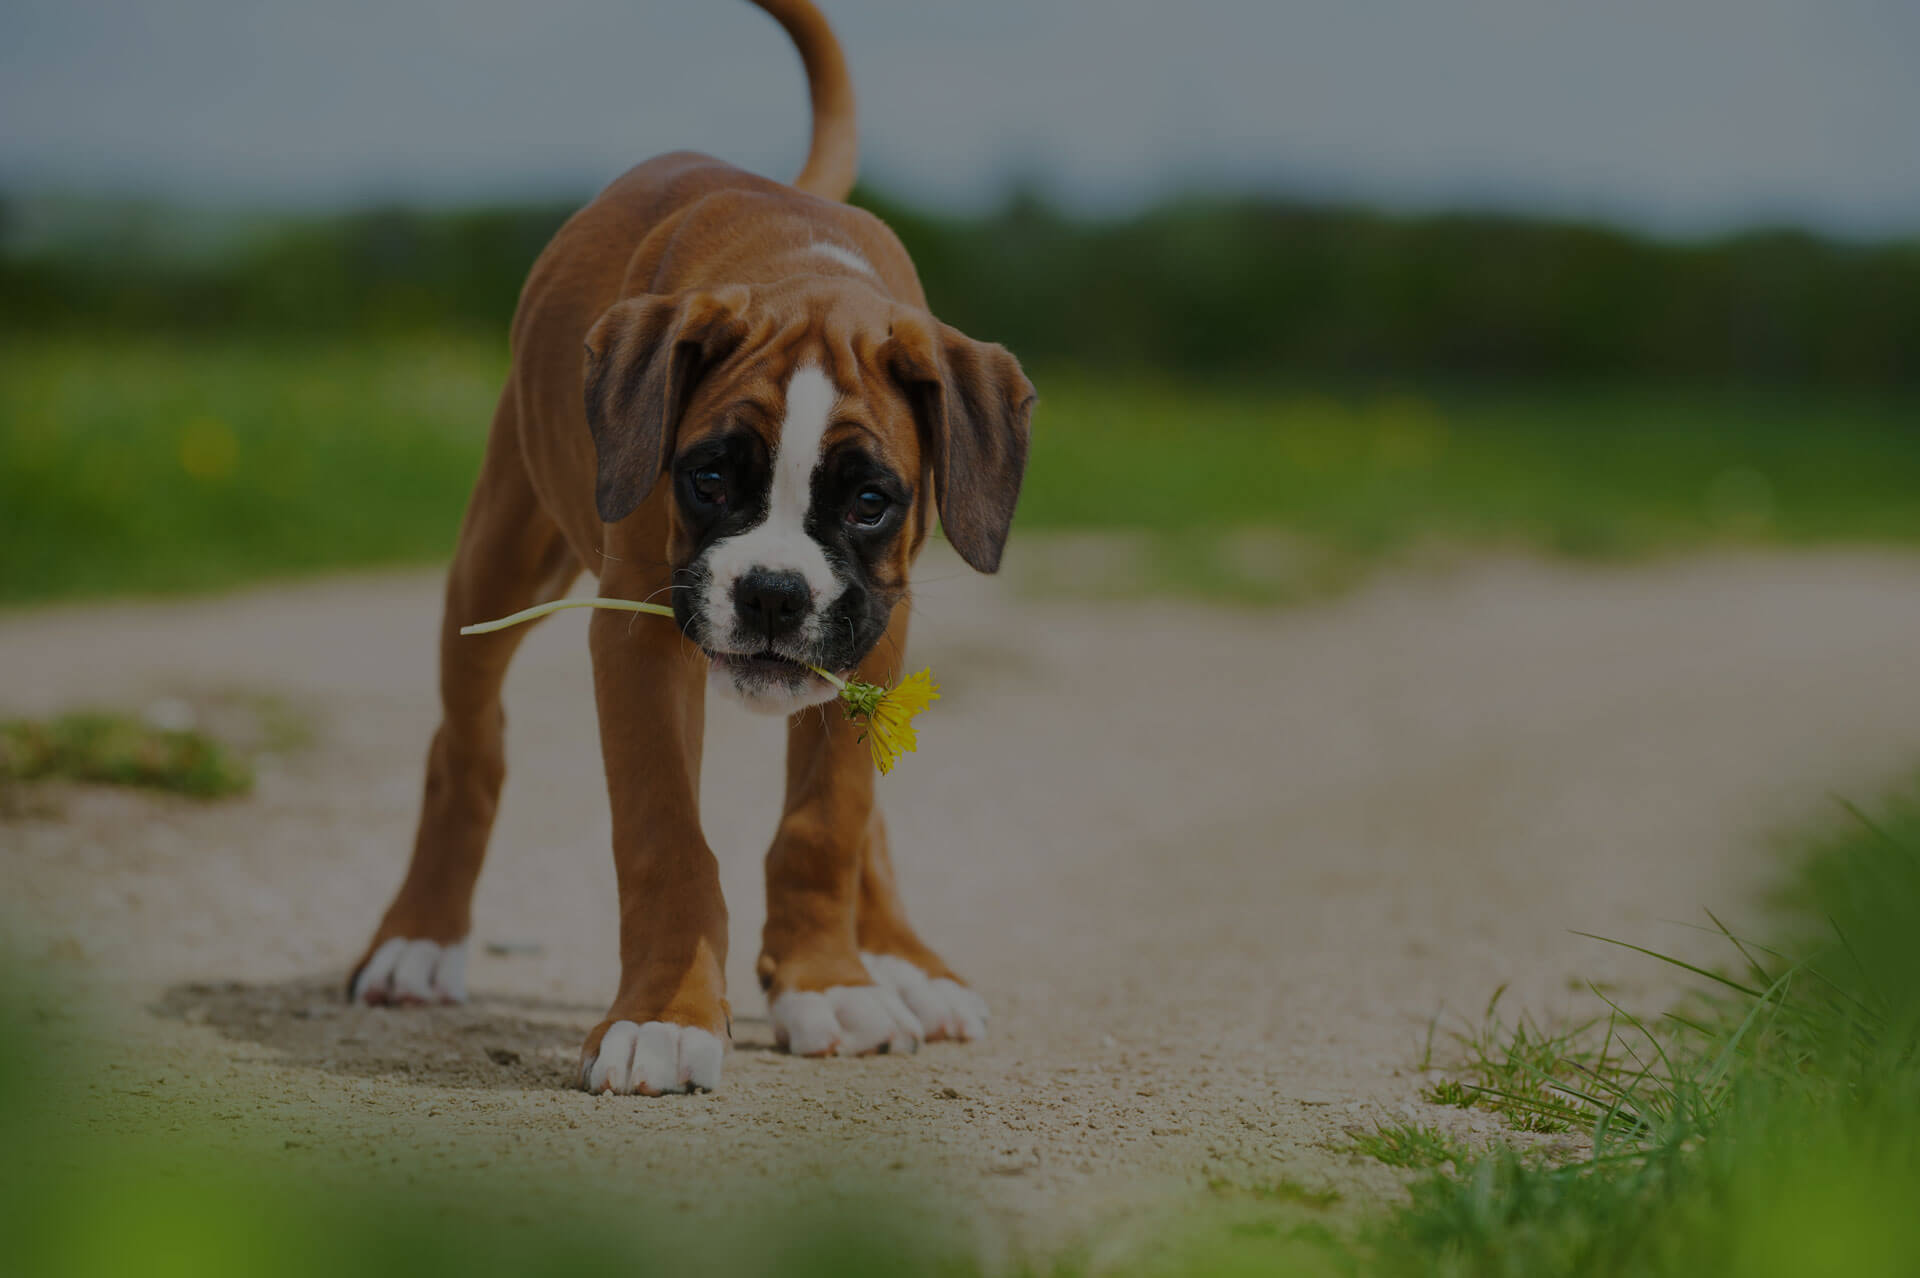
699, 566, 842, 714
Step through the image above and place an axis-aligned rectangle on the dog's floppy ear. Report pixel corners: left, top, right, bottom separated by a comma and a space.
886, 312, 1036, 573
582, 286, 750, 524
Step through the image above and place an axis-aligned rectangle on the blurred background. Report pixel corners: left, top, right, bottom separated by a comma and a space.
4, 0, 1918, 606
8, 6, 1920, 1274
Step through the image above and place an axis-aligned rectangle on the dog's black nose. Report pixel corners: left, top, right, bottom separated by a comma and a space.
733, 569, 811, 642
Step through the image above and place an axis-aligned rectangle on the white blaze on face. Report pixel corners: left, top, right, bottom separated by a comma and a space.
702, 363, 841, 652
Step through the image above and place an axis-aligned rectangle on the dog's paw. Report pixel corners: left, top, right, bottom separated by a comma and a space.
770, 982, 922, 1057
861, 953, 988, 1043
581, 1020, 724, 1095
351, 937, 468, 1006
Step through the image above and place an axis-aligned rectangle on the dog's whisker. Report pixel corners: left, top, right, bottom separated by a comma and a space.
639, 582, 684, 609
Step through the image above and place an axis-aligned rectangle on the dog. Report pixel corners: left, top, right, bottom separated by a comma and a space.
347, 0, 1034, 1096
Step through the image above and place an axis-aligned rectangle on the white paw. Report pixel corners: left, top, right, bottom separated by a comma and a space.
770, 983, 922, 1057
352, 937, 468, 1005
581, 1021, 724, 1095
862, 953, 989, 1043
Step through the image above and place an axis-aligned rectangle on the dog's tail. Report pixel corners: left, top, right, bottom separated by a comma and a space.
748, 0, 858, 202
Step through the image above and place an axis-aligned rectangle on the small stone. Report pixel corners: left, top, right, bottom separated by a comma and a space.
143, 697, 197, 734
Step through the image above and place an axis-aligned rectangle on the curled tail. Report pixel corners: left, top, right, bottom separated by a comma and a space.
748, 0, 859, 202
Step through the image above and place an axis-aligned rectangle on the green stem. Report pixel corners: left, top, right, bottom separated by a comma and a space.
457, 596, 674, 635
457, 595, 849, 690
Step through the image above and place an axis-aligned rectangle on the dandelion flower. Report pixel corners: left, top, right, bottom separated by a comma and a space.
843, 668, 940, 775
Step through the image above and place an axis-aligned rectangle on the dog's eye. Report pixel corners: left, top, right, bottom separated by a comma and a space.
848, 489, 890, 527
690, 468, 728, 507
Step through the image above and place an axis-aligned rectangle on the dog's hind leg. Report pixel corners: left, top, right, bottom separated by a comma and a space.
350, 402, 576, 1005
851, 810, 988, 1043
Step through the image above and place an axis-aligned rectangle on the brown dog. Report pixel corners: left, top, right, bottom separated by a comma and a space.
348, 0, 1033, 1096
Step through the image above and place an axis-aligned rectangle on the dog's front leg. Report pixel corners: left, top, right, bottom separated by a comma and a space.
578, 604, 730, 1095
755, 619, 926, 1057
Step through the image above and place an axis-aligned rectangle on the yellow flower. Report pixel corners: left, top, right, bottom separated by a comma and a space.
852, 668, 940, 775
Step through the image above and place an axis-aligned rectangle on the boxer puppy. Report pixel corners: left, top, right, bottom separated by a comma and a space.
349, 0, 1033, 1096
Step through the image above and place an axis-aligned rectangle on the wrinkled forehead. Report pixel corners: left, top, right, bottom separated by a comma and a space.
678, 346, 920, 481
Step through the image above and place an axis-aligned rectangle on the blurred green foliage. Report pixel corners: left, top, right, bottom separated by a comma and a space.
1025, 372, 1920, 554
0, 964, 968, 1278
6, 334, 1919, 607
0, 1018, 953, 1278
3, 187, 1916, 385
0, 336, 497, 603
867, 189, 1920, 386
0, 197, 579, 340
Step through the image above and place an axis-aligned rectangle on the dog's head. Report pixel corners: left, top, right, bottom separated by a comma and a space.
583, 281, 1034, 715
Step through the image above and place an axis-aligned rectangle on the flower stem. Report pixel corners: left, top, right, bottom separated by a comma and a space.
457, 596, 674, 635
457, 595, 848, 690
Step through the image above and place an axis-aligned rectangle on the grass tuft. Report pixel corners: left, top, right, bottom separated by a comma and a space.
1343, 1123, 1470, 1171
1424, 984, 1687, 1140
0, 712, 252, 798
1419, 1079, 1477, 1109
1372, 779, 1920, 1277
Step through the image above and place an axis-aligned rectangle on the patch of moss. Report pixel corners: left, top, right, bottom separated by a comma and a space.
0, 713, 251, 798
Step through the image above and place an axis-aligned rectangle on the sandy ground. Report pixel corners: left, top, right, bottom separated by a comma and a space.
6, 545, 1920, 1261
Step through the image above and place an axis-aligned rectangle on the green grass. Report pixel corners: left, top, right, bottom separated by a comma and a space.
7, 336, 1920, 607
1363, 785, 1920, 1277
0, 335, 501, 604
1178, 777, 1920, 1275
0, 711, 251, 797
1342, 1123, 1472, 1172
1026, 372, 1920, 581
1424, 989, 1655, 1136
1419, 1079, 1477, 1109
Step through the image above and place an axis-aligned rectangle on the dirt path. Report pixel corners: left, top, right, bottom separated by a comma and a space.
7, 546, 1920, 1259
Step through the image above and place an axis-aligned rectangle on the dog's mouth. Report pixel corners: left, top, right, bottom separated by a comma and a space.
703, 647, 845, 714
706, 649, 824, 683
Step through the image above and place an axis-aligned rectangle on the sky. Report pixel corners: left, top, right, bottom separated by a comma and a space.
3, 0, 1918, 235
